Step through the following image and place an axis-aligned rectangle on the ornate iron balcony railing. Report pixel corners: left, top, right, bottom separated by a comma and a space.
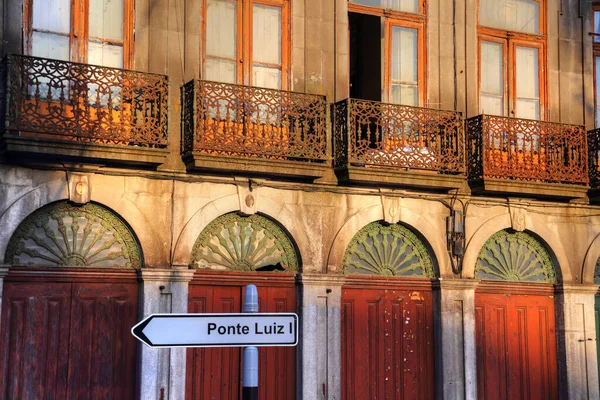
333, 98, 465, 173
1, 54, 168, 148
467, 115, 588, 185
181, 80, 328, 162
588, 128, 600, 188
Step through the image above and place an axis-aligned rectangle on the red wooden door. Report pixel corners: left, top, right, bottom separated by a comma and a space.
341, 277, 435, 400
0, 268, 139, 400
186, 271, 296, 400
475, 284, 558, 400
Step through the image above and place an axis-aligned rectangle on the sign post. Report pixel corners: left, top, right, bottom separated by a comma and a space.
131, 285, 298, 399
242, 285, 259, 400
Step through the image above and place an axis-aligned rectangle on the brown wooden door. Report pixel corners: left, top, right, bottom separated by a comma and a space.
475, 284, 559, 400
341, 277, 435, 400
0, 268, 139, 400
186, 271, 296, 400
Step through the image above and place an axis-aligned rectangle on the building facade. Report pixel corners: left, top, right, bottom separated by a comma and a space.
1, 0, 600, 399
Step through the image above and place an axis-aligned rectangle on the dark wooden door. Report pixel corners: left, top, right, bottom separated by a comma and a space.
475, 284, 558, 400
0, 268, 139, 400
186, 271, 296, 400
341, 277, 435, 400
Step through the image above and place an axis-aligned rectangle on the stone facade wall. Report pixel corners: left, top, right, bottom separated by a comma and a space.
2, 164, 599, 284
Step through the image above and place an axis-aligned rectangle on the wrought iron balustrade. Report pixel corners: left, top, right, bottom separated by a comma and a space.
588, 128, 600, 188
181, 80, 328, 162
1, 54, 168, 148
333, 98, 465, 173
467, 115, 588, 185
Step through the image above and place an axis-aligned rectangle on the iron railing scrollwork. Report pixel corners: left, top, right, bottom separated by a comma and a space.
588, 128, 600, 188
467, 115, 588, 185
181, 80, 329, 162
333, 98, 465, 174
2, 54, 168, 148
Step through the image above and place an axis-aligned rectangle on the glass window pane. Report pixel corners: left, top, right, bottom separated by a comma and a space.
479, 0, 539, 34
351, 0, 418, 14
32, 0, 70, 33
89, 0, 123, 42
88, 41, 123, 68
206, 0, 236, 60
391, 84, 418, 106
515, 46, 539, 98
595, 11, 600, 43
253, 4, 282, 65
205, 59, 236, 83
391, 27, 417, 84
480, 94, 504, 115
32, 32, 70, 60
516, 99, 539, 119
480, 41, 503, 94
252, 66, 281, 90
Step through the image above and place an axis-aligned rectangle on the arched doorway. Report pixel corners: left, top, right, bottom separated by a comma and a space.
341, 221, 436, 400
474, 229, 559, 399
185, 212, 298, 400
0, 201, 141, 399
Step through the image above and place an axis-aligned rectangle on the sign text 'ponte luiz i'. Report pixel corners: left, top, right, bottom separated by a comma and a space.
131, 313, 298, 348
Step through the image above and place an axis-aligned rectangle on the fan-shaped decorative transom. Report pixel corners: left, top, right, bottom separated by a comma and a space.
342, 222, 434, 277
594, 258, 600, 284
475, 230, 555, 283
190, 213, 298, 272
5, 201, 141, 269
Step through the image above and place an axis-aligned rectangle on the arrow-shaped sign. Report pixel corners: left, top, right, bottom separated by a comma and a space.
131, 313, 298, 348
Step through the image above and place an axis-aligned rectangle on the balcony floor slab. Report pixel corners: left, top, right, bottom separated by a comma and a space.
183, 153, 329, 181
469, 178, 589, 200
2, 135, 169, 168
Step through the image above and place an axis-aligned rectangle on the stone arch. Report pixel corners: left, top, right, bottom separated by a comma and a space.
462, 213, 570, 281
4, 200, 143, 269
581, 232, 600, 284
327, 203, 446, 275
342, 220, 436, 278
189, 212, 299, 273
0, 175, 69, 263
474, 229, 557, 283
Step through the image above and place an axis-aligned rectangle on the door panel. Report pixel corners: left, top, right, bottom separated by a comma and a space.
0, 282, 71, 400
475, 292, 558, 400
0, 273, 139, 400
67, 283, 138, 400
186, 274, 296, 400
341, 283, 434, 400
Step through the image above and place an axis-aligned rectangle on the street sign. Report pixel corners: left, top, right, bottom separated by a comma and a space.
131, 313, 298, 348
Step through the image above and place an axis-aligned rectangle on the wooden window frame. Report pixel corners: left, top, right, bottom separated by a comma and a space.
348, 2, 427, 106
201, 0, 291, 90
384, 18, 426, 106
23, 0, 134, 69
477, 0, 547, 120
593, 4, 600, 127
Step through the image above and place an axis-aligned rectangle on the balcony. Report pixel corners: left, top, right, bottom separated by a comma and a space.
332, 98, 465, 190
467, 115, 589, 199
587, 128, 600, 201
181, 80, 329, 180
1, 55, 169, 167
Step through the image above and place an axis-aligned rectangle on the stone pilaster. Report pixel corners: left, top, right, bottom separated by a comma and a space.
297, 273, 345, 400
433, 279, 479, 400
137, 268, 196, 400
555, 284, 600, 400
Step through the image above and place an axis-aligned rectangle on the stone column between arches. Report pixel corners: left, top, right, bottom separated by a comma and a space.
555, 284, 600, 400
433, 279, 479, 400
298, 273, 345, 400
137, 268, 196, 400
